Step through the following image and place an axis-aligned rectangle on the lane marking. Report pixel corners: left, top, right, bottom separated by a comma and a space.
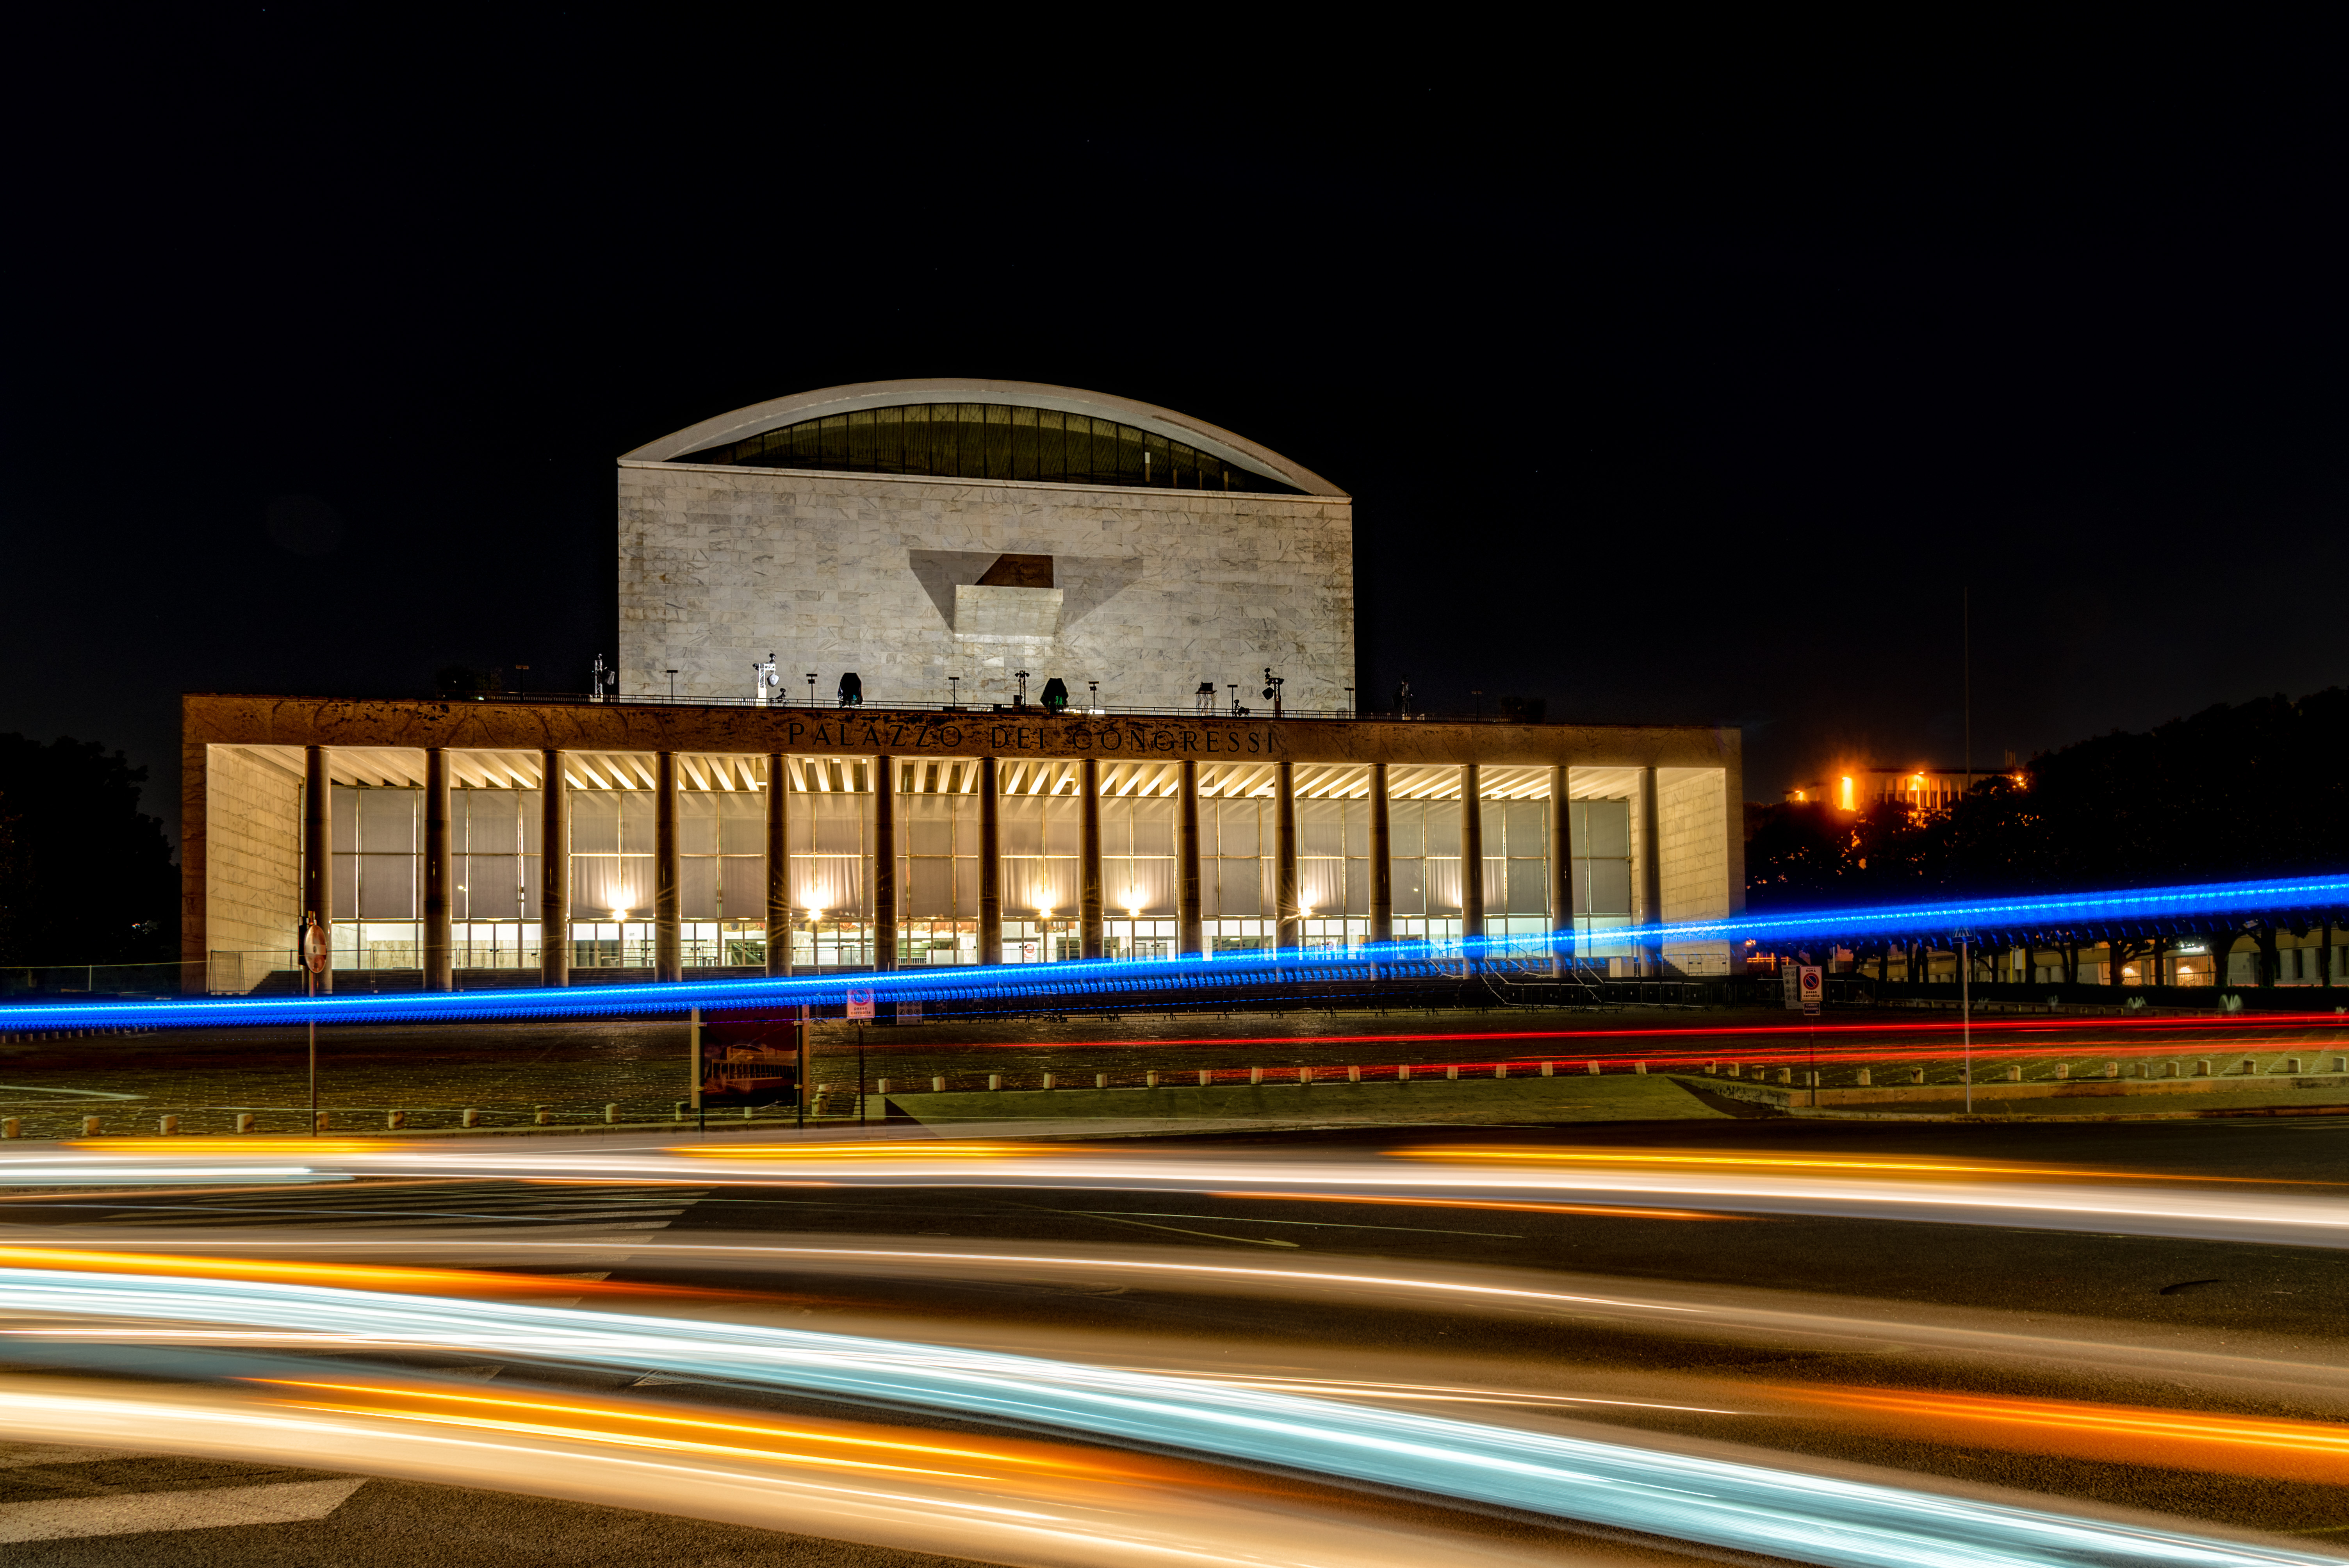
0, 1477, 366, 1543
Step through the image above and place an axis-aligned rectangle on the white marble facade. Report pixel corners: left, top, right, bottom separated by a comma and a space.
617, 462, 1355, 712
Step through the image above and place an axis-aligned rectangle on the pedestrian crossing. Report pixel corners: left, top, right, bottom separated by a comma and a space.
41, 1181, 709, 1237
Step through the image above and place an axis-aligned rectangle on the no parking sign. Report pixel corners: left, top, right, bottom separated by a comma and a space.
1798, 965, 1823, 1017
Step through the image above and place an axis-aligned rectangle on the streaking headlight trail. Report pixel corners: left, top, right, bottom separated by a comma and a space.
0, 1263, 2334, 1567
1, 869, 2342, 1030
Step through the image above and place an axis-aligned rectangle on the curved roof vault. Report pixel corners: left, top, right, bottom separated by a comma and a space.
622, 378, 1347, 499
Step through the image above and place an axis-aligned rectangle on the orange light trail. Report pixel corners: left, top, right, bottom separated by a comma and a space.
1210, 1192, 1743, 1221
671, 1141, 1094, 1161
255, 1377, 1241, 1490
0, 1246, 716, 1298
1386, 1146, 2178, 1179
1765, 1384, 2349, 1484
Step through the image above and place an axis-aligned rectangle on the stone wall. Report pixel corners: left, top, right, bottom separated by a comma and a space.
617, 462, 1355, 713
203, 745, 301, 986
1659, 765, 1734, 976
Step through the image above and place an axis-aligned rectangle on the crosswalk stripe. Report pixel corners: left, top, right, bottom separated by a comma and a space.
0, 1477, 367, 1543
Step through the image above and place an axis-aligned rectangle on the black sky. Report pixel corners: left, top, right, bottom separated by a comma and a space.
5, 18, 2342, 841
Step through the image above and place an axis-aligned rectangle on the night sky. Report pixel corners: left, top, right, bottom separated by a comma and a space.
6, 20, 2341, 841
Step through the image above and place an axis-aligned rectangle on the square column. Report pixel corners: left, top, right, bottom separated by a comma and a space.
422, 747, 453, 992
1638, 764, 1663, 972
539, 750, 569, 987
1177, 759, 1203, 959
1548, 764, 1572, 976
654, 750, 681, 982
873, 755, 898, 972
1368, 762, 1392, 948
1274, 759, 1298, 954
977, 755, 1001, 965
1459, 763, 1484, 945
303, 744, 332, 994
1079, 757, 1104, 960
765, 752, 791, 977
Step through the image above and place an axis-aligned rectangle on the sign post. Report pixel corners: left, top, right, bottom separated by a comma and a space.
1798, 965, 1823, 1107
301, 914, 327, 1136
689, 1006, 703, 1135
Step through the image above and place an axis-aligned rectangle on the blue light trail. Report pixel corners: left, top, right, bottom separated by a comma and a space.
2, 871, 2341, 1030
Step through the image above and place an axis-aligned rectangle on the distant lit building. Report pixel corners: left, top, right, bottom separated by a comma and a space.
1784, 763, 2020, 813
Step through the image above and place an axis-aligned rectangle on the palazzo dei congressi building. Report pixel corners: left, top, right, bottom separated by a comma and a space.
183, 380, 1743, 991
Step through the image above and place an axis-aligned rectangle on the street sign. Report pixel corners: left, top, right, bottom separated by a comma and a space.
895, 1000, 921, 1023
846, 988, 874, 1020
1799, 965, 1823, 1017
1782, 966, 1801, 1010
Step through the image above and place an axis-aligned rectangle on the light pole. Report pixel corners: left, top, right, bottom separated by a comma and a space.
665, 669, 678, 701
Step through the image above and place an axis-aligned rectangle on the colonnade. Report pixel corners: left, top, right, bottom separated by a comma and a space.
298, 747, 1666, 991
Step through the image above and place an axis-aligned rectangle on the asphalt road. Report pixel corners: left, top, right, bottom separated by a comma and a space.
2, 1117, 2344, 1561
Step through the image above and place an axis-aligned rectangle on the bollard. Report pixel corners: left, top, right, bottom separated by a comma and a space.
2054, 1064, 2069, 1079
1910, 1068, 1925, 1085
385, 1110, 405, 1130
1539, 1061, 1554, 1078
1249, 1067, 1264, 1086
1586, 1061, 1600, 1076
314, 1112, 330, 1132
742, 1105, 754, 1120
1347, 1065, 1362, 1083
876, 1078, 893, 1096
1041, 1073, 1057, 1090
0, 1117, 16, 1139
2106, 1062, 2120, 1078
1856, 1069, 1872, 1086
1298, 1067, 1314, 1085
1198, 1070, 1213, 1087
2285, 1058, 2302, 1074
1397, 1064, 1412, 1082
465, 1108, 484, 1127
1494, 1062, 1509, 1080
235, 1113, 256, 1133
1095, 1073, 1109, 1089
1706, 1061, 1718, 1075
2193, 1060, 2210, 1076
673, 1101, 688, 1121
990, 1073, 1005, 1091
2163, 1061, 2178, 1078
2240, 1058, 2257, 1075
1774, 1067, 1791, 1085
1445, 1064, 1459, 1081
1726, 1064, 1741, 1078
156, 1114, 179, 1135
2005, 1066, 2021, 1082
604, 1103, 619, 1123
81, 1116, 102, 1136
932, 1076, 948, 1093
534, 1106, 552, 1125
1633, 1061, 1647, 1075
2332, 1057, 2347, 1073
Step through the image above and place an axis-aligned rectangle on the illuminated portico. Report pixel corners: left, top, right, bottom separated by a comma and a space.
182, 695, 1743, 992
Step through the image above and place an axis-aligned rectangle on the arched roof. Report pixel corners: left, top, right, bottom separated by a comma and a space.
622, 378, 1346, 498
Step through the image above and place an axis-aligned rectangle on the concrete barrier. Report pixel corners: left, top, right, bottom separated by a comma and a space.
1776, 1067, 1792, 1084
1199, 1070, 1214, 1087
1397, 1064, 1413, 1082
604, 1103, 619, 1123
156, 1114, 179, 1135
80, 1116, 101, 1136
0, 1118, 17, 1139
875, 1078, 893, 1095
1445, 1064, 1460, 1081
2285, 1058, 2302, 1074
466, 1108, 485, 1127
235, 1113, 255, 1133
385, 1110, 405, 1130
1494, 1063, 1509, 1080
